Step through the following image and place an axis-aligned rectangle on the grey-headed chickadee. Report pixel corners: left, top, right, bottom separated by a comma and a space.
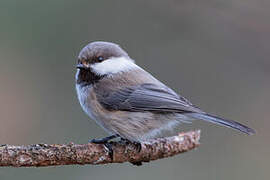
75, 41, 255, 143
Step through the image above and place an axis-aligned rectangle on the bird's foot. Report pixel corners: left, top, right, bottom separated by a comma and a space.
120, 138, 143, 166
120, 138, 142, 152
89, 134, 119, 144
89, 134, 120, 160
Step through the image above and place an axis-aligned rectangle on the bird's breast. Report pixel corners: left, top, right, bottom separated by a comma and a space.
76, 84, 96, 120
76, 83, 116, 132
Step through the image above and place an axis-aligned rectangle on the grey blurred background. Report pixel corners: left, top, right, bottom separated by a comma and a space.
0, 0, 269, 179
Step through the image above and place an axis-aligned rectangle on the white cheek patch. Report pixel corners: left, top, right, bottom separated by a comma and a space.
90, 57, 138, 75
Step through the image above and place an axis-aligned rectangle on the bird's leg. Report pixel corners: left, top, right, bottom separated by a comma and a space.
89, 134, 120, 144
89, 134, 120, 160
120, 138, 141, 152
120, 138, 143, 166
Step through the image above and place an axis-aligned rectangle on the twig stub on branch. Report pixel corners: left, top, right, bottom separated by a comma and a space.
0, 130, 200, 167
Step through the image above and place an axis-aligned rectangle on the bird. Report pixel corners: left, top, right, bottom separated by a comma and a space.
75, 41, 255, 144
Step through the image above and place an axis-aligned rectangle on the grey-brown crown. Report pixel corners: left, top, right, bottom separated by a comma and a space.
78, 41, 129, 64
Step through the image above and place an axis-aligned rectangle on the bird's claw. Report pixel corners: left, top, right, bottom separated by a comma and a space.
89, 134, 119, 144
89, 135, 120, 160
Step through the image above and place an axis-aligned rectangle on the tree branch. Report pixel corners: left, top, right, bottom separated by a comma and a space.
0, 130, 200, 167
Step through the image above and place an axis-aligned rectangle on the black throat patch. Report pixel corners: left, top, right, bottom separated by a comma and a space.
76, 69, 104, 86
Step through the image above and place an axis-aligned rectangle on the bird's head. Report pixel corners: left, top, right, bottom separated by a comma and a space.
76, 41, 136, 85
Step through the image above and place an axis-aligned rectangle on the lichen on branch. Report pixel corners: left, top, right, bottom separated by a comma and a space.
0, 130, 200, 167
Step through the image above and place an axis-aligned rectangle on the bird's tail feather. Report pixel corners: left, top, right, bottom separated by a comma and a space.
186, 113, 255, 135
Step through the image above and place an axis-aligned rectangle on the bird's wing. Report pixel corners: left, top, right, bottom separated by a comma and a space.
97, 83, 203, 113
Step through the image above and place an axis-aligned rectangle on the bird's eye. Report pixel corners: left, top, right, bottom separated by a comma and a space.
97, 56, 104, 62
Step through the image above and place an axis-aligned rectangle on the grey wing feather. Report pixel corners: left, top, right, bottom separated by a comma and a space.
98, 83, 203, 113
97, 83, 255, 135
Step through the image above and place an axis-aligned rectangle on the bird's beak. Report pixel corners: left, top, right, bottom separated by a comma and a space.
76, 63, 90, 70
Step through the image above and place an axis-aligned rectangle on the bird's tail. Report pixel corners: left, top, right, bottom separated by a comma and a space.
185, 113, 255, 135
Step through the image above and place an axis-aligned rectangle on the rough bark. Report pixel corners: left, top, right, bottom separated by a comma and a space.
0, 130, 200, 167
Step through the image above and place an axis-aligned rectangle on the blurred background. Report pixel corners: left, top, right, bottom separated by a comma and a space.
0, 0, 269, 179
